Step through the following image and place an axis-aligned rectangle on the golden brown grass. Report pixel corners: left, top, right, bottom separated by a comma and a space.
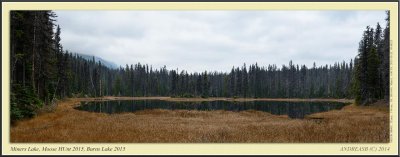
10, 98, 389, 143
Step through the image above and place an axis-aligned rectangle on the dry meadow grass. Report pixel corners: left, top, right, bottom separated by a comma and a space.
10, 97, 389, 143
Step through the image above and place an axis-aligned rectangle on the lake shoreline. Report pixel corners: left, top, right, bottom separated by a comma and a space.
75, 98, 349, 118
74, 96, 354, 103
10, 98, 388, 143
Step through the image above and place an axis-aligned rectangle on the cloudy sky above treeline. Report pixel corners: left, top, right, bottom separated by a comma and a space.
55, 11, 386, 73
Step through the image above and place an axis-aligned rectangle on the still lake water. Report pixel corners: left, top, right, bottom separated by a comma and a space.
75, 100, 350, 118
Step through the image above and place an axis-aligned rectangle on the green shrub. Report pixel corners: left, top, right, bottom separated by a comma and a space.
201, 95, 209, 98
182, 93, 194, 98
10, 97, 23, 123
10, 84, 43, 123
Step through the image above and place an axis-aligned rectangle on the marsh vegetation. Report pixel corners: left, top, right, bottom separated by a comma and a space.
10, 97, 388, 143
9, 11, 390, 143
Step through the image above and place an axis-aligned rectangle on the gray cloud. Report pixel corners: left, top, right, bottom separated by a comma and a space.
55, 10, 386, 73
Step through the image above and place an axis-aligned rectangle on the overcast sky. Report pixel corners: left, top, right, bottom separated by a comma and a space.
55, 11, 386, 73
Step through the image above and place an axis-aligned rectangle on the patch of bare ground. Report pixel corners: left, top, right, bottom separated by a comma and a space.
10, 97, 388, 143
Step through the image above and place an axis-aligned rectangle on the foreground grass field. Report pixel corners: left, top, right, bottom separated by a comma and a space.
10, 97, 389, 143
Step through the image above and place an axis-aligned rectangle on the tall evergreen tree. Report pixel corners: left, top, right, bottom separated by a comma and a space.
10, 10, 390, 123
381, 11, 390, 101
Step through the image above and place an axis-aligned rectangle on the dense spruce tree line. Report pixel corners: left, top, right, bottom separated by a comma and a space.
352, 11, 390, 105
11, 11, 58, 121
10, 11, 389, 122
90, 60, 353, 99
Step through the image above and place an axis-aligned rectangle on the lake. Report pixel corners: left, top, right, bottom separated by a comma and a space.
74, 100, 350, 118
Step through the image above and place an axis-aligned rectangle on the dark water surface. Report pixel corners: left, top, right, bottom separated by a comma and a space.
74, 100, 350, 118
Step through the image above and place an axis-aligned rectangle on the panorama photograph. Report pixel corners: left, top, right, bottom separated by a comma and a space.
10, 10, 390, 143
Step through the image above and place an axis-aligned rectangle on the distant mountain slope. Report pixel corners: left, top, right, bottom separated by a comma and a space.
74, 53, 119, 69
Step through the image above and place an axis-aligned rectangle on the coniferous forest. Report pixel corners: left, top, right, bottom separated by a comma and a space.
10, 11, 390, 123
